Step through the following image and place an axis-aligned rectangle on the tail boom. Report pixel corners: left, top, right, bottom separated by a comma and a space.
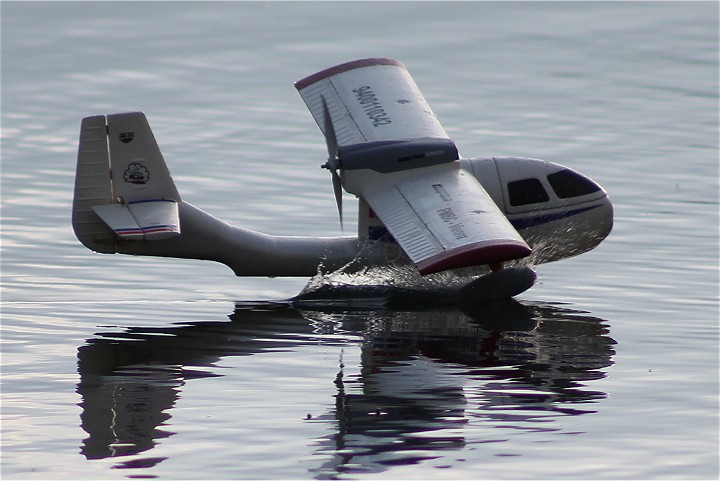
116, 201, 379, 277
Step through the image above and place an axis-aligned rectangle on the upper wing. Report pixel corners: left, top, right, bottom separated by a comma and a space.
295, 58, 452, 147
363, 162, 531, 275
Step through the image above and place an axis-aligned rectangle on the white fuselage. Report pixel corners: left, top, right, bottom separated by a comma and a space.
110, 156, 612, 277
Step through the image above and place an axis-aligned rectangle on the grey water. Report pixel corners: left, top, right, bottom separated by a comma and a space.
1, 2, 718, 479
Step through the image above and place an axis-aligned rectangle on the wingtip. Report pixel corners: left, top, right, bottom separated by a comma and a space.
417, 240, 531, 276
295, 58, 405, 91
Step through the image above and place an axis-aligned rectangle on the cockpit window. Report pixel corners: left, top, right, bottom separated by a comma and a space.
508, 178, 549, 206
547, 169, 601, 198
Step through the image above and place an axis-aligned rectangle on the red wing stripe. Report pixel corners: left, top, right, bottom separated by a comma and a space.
417, 240, 531, 275
295, 58, 405, 90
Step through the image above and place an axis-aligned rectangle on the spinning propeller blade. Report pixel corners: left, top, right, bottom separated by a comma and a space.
320, 97, 343, 230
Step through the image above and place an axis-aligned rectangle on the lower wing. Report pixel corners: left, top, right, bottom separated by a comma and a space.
362, 162, 531, 275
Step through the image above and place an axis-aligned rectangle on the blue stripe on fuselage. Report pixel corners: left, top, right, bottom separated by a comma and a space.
367, 204, 604, 240
510, 204, 603, 230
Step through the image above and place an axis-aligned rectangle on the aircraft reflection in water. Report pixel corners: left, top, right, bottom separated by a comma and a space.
76, 294, 615, 475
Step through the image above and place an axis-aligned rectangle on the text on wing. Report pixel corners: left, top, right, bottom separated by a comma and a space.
353, 86, 392, 127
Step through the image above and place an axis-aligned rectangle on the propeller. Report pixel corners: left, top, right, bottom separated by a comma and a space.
320, 96, 343, 230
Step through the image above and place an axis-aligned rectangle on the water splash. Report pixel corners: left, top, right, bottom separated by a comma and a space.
296, 255, 537, 305
300, 262, 476, 295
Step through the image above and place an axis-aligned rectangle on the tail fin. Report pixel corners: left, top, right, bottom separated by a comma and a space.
72, 112, 181, 252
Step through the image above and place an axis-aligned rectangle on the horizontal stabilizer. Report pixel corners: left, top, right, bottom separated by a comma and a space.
92, 203, 144, 240
93, 200, 180, 241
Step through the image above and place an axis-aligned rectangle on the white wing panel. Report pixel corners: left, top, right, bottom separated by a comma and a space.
363, 163, 531, 275
298, 79, 365, 146
363, 185, 443, 263
296, 58, 450, 147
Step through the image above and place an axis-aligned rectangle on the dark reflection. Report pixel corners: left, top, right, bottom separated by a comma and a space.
76, 293, 615, 476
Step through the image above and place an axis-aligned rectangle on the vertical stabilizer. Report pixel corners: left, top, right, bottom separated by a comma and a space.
72, 112, 182, 252
106, 112, 180, 203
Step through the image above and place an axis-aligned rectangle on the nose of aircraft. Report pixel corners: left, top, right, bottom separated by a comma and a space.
575, 169, 613, 244
550, 167, 613, 246
594, 193, 614, 242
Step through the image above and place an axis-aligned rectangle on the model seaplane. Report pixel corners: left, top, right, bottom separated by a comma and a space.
72, 58, 612, 298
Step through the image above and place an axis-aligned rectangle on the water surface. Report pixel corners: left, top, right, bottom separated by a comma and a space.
2, 2, 718, 479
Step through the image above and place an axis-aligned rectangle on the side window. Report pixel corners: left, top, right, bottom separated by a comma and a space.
547, 169, 601, 198
508, 178, 549, 207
